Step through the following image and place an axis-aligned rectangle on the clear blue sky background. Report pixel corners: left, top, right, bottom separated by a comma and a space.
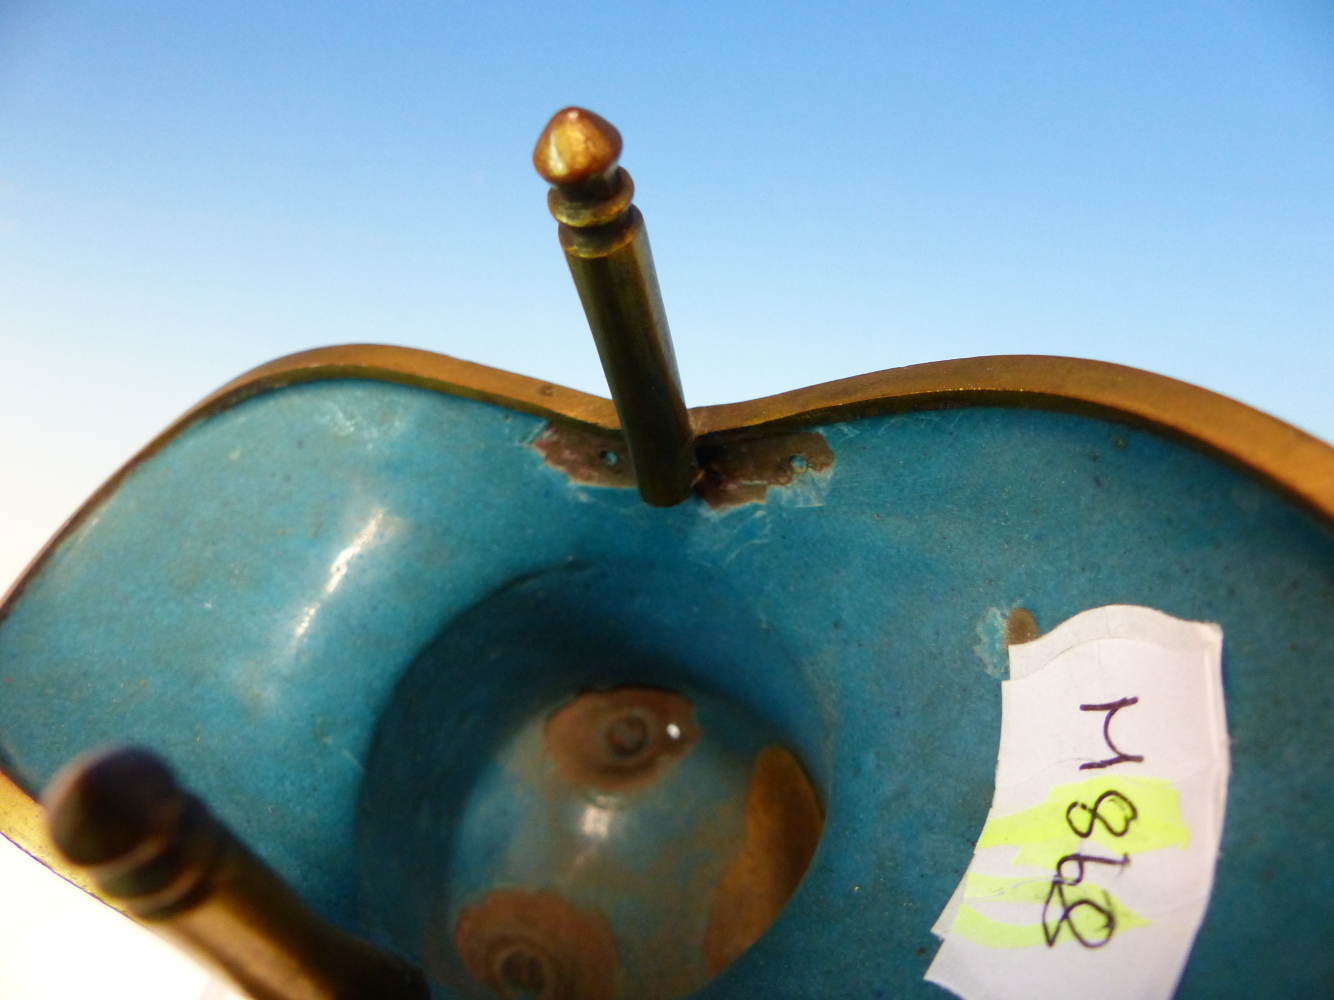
1, 0, 1333, 582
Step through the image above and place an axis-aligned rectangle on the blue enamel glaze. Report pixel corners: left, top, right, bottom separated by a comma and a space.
1, 378, 1331, 997
360, 567, 819, 996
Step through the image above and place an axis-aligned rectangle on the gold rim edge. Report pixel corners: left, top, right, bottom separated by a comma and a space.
694, 353, 1334, 523
5, 344, 1334, 882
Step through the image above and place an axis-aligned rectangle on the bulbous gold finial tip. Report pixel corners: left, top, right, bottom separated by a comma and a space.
533, 107, 623, 186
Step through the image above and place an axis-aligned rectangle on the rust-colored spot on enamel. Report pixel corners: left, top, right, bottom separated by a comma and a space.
456, 890, 619, 1000
1005, 607, 1040, 646
533, 108, 623, 187
703, 744, 824, 976
695, 431, 834, 509
531, 423, 636, 489
545, 687, 700, 794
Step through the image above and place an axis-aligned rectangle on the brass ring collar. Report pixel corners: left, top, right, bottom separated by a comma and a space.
547, 167, 635, 228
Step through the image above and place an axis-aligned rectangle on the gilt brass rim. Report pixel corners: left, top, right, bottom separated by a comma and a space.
4, 344, 1334, 889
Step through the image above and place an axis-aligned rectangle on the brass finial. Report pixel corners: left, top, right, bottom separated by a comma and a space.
533, 107, 697, 507
45, 745, 184, 869
535, 107, 636, 230
44, 745, 428, 1000
533, 107, 622, 187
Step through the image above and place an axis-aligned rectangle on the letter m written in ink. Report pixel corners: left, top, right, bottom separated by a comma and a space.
1079, 697, 1145, 770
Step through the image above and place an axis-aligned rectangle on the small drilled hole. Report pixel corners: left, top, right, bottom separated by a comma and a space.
605, 713, 650, 758
497, 947, 547, 993
599, 450, 619, 467
788, 455, 808, 473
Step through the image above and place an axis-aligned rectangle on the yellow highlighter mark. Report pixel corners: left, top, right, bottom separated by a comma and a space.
954, 904, 1050, 949
950, 775, 1185, 949
978, 775, 1188, 870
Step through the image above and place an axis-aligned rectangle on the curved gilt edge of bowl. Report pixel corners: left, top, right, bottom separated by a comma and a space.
3, 343, 1334, 909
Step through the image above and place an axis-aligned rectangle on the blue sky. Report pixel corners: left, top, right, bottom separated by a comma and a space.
1, 0, 1333, 581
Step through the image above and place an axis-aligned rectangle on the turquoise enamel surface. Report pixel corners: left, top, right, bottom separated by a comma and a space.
1, 377, 1331, 997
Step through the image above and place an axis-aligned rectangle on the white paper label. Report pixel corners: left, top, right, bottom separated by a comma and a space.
925, 605, 1229, 1000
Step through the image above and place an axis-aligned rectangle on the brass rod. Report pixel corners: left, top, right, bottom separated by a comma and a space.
43, 746, 429, 1000
534, 107, 699, 507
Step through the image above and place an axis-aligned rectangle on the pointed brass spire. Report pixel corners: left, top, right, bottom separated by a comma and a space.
535, 107, 698, 507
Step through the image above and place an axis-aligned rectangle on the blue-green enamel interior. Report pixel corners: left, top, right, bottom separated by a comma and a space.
0, 378, 1331, 998
365, 567, 817, 997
